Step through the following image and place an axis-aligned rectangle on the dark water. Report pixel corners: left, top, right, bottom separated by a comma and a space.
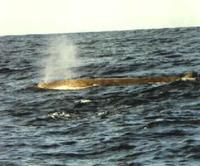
1, 27, 200, 165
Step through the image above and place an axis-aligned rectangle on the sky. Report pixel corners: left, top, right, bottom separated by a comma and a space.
0, 0, 200, 36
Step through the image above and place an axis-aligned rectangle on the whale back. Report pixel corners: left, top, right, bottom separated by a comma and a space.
37, 72, 198, 90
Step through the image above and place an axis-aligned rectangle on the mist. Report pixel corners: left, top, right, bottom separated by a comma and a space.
41, 37, 81, 82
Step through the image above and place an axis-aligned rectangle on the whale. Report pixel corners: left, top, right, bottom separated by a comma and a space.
37, 72, 198, 90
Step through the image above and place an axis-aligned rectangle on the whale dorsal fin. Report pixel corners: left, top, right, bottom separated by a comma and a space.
181, 71, 198, 81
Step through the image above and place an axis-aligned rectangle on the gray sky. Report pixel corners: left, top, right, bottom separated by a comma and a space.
0, 0, 200, 36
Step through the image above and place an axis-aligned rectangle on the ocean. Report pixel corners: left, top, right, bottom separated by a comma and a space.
1, 27, 200, 165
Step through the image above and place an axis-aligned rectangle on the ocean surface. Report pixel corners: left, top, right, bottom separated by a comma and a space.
1, 27, 200, 166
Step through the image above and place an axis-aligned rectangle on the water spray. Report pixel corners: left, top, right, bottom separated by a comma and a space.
41, 37, 80, 82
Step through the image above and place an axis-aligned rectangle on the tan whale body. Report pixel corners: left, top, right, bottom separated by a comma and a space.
37, 72, 197, 90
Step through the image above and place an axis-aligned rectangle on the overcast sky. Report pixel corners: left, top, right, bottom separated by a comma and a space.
0, 0, 200, 36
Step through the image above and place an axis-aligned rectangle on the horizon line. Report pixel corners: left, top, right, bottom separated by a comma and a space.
0, 25, 200, 37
